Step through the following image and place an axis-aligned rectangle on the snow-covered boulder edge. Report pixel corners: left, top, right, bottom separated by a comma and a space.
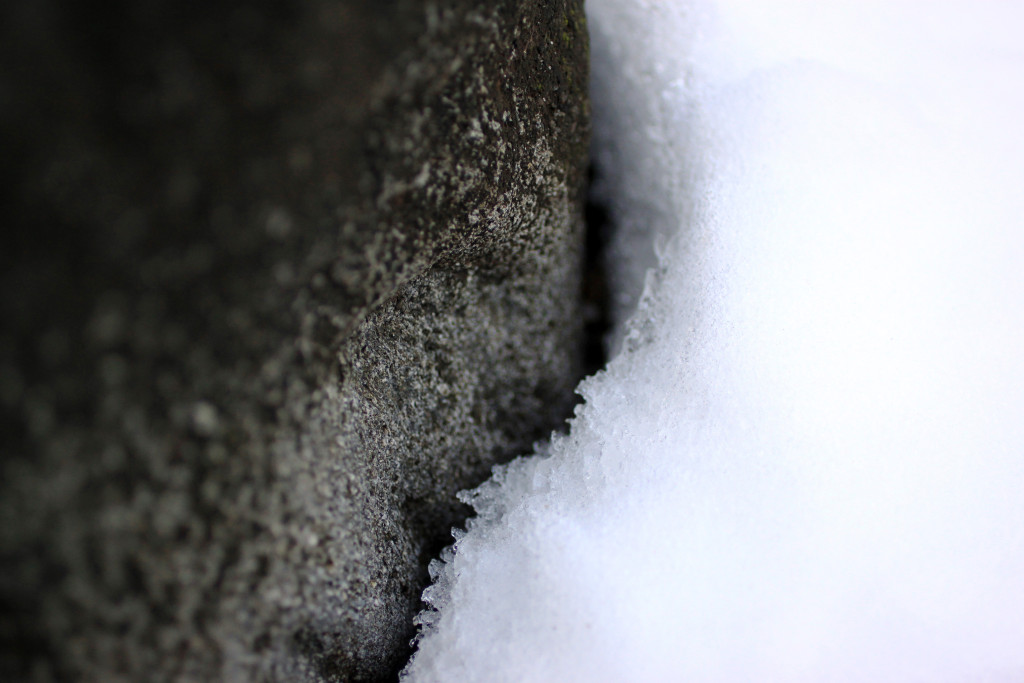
404, 1, 1024, 680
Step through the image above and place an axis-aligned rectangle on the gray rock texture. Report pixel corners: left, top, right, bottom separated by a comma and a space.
0, 0, 589, 680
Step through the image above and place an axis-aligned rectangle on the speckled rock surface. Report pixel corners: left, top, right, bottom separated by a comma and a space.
0, 0, 589, 680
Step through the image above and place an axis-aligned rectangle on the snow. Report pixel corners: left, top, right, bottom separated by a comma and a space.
402, 1, 1024, 681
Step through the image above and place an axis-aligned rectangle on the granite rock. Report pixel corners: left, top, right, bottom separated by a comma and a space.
0, 0, 589, 679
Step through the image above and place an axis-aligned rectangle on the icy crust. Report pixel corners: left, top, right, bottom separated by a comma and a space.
405, 0, 1024, 681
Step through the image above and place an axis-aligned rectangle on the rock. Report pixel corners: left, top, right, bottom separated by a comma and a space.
0, 0, 589, 680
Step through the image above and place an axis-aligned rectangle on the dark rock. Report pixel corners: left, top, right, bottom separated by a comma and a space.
0, 0, 589, 680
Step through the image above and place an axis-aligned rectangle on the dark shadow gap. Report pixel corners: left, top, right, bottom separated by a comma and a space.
581, 162, 613, 379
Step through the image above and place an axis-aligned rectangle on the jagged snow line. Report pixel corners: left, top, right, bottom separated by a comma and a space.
403, 1, 1024, 681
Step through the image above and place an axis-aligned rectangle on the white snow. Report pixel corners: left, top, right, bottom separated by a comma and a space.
403, 1, 1024, 681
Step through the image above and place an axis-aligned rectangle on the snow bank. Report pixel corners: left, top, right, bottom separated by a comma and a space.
403, 1, 1024, 681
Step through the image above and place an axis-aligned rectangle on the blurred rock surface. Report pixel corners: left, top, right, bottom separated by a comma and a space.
0, 0, 589, 679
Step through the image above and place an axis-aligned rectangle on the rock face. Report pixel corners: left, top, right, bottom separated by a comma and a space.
0, 0, 589, 680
